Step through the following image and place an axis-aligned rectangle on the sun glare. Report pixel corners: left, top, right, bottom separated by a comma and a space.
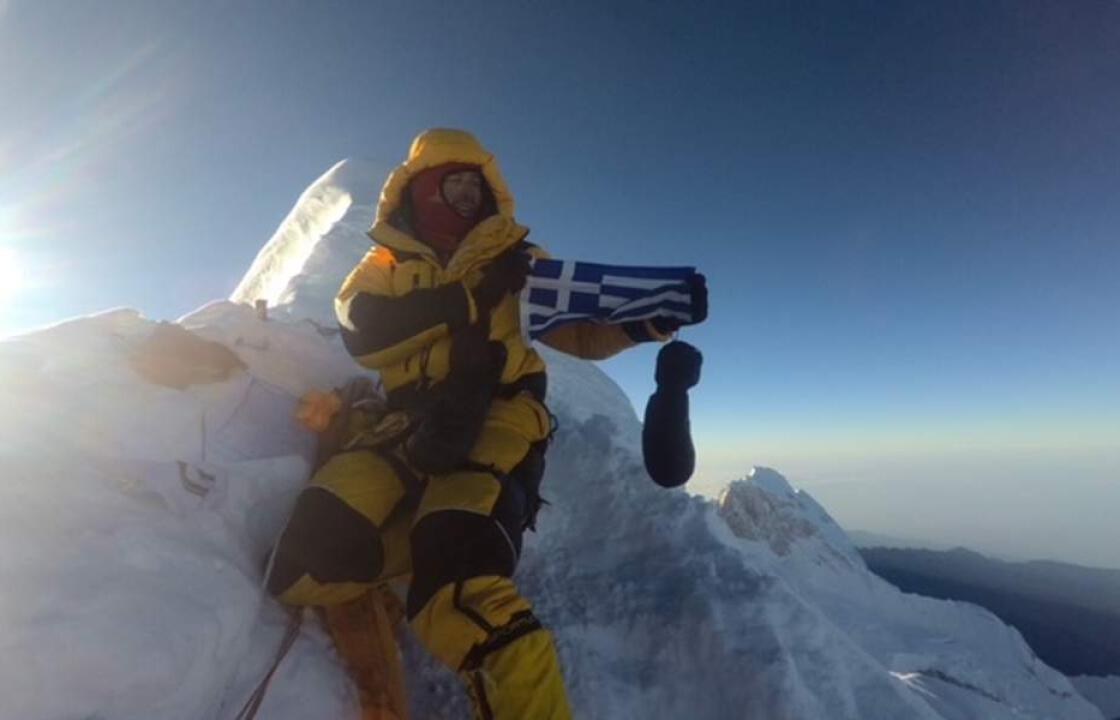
0, 246, 25, 301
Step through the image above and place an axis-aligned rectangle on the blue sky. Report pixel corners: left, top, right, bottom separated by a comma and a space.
1, 1, 1117, 556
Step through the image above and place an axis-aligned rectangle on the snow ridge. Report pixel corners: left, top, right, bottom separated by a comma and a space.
230, 158, 386, 329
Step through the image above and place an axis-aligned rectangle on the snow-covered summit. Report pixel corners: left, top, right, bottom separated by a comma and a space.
0, 161, 1106, 719
230, 158, 386, 329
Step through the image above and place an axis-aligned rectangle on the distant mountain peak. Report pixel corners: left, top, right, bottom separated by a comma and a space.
718, 469, 819, 556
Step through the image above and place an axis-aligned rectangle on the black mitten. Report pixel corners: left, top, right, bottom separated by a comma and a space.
643, 340, 703, 488
406, 325, 507, 474
655, 339, 703, 390
473, 250, 532, 314
650, 272, 709, 335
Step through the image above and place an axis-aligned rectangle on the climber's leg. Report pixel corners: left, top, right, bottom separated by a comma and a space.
406, 401, 572, 720
267, 449, 413, 606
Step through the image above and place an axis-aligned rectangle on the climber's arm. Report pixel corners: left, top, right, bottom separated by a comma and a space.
336, 248, 478, 370
539, 319, 673, 360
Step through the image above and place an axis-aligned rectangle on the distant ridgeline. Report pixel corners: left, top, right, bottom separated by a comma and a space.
860, 547, 1120, 678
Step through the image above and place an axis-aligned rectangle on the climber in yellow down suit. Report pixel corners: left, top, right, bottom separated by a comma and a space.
268, 129, 704, 719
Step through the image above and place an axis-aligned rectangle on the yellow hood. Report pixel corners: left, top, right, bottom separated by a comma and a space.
369, 129, 517, 257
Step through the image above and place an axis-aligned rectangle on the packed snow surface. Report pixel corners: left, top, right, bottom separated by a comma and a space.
0, 160, 1103, 719
1072, 675, 1120, 720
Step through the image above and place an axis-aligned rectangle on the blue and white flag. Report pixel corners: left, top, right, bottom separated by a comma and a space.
521, 258, 697, 341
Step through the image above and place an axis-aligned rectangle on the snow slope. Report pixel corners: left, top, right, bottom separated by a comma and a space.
0, 160, 1103, 719
1072, 676, 1120, 720
0, 306, 360, 719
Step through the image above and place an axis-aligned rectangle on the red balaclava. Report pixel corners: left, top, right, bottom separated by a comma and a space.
408, 162, 485, 257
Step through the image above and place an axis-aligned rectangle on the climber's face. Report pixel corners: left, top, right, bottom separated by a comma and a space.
441, 170, 484, 219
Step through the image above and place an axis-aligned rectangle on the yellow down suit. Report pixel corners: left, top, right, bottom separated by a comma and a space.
268, 129, 669, 720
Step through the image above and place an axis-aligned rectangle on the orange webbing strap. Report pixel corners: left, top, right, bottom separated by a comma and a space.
323, 587, 410, 720
232, 607, 303, 720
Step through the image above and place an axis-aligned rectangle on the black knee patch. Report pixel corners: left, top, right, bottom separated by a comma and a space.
407, 479, 527, 619
267, 486, 384, 596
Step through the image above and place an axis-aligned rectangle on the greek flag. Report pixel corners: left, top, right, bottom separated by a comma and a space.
521, 258, 697, 341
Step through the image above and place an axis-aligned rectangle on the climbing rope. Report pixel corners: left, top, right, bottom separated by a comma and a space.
232, 607, 303, 720
215, 509, 296, 720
